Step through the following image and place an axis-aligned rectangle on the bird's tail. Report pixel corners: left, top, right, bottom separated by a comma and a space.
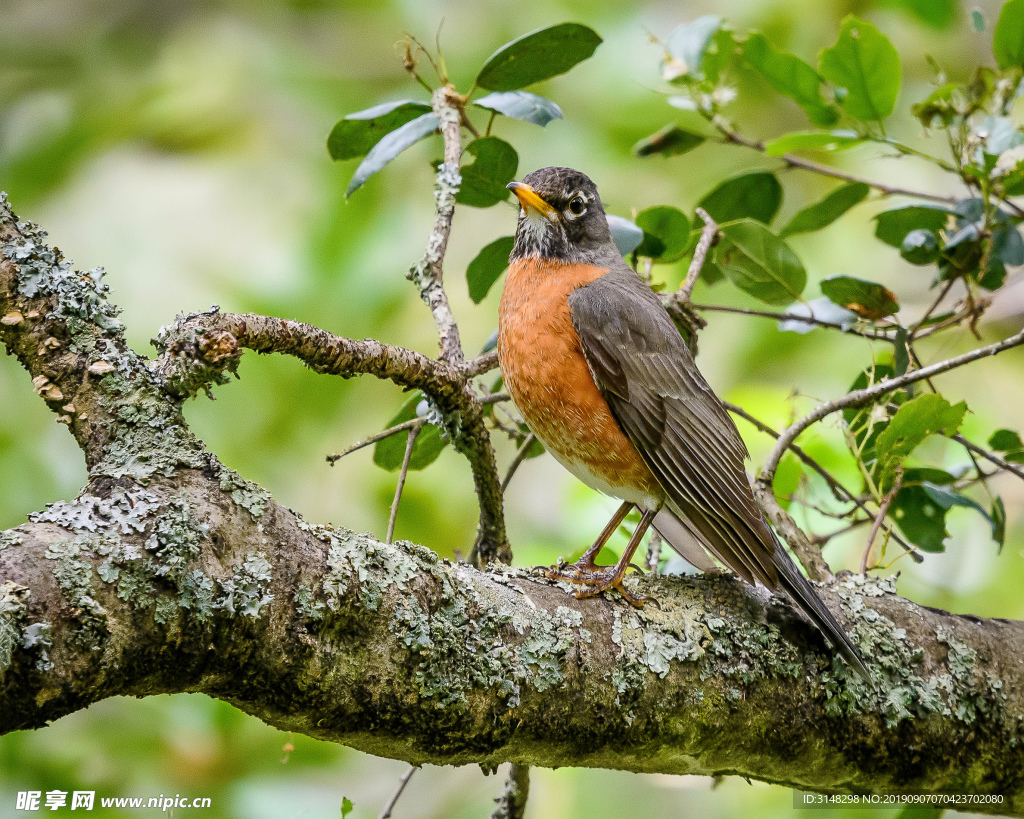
652, 509, 720, 573
655, 508, 872, 683
772, 545, 872, 683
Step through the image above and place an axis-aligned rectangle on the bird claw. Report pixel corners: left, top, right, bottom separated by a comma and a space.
541, 562, 648, 607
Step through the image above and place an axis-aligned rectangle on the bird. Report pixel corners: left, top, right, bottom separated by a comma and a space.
497, 166, 870, 680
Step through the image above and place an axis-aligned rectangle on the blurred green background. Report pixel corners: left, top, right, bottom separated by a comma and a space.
2, 0, 1022, 816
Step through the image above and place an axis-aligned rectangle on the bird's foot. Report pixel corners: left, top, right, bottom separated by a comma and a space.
542, 561, 648, 607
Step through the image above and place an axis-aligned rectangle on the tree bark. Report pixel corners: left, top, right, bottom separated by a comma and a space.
1, 193, 1022, 817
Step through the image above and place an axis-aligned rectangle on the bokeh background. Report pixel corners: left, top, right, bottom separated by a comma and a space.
2, 0, 1022, 816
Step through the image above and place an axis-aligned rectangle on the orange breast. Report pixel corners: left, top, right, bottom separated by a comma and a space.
497, 258, 662, 504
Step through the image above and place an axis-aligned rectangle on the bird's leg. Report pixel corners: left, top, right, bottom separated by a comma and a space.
575, 508, 656, 606
542, 501, 633, 585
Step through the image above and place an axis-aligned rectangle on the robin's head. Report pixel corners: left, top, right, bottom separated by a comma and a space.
507, 167, 616, 264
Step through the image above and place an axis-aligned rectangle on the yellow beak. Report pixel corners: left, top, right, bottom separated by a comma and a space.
507, 181, 558, 220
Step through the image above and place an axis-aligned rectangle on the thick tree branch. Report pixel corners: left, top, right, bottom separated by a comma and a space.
2, 485, 1023, 812
3, 194, 1023, 813
153, 309, 510, 565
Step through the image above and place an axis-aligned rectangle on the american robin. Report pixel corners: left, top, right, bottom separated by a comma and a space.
498, 166, 869, 680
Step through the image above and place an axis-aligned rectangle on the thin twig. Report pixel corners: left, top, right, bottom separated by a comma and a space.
751, 482, 833, 581
724, 401, 849, 503
810, 517, 873, 546
910, 279, 957, 340
691, 302, 897, 341
501, 433, 536, 493
759, 327, 1024, 484
953, 433, 1024, 483
861, 475, 902, 574
489, 763, 531, 819
379, 764, 419, 819
464, 349, 499, 377
724, 400, 921, 561
407, 84, 466, 366
645, 530, 663, 574
482, 392, 510, 405
714, 119, 958, 204
679, 208, 718, 302
386, 427, 420, 544
327, 417, 426, 464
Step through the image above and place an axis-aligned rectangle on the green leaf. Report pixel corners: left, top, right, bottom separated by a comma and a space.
900, 229, 941, 265
993, 497, 1007, 551
994, 225, 1024, 266
455, 137, 518, 208
714, 219, 807, 305
327, 100, 432, 161
764, 130, 866, 155
701, 28, 738, 85
843, 364, 900, 467
634, 206, 691, 262
873, 394, 967, 490
742, 32, 839, 126
633, 124, 706, 157
373, 394, 448, 472
341, 797, 353, 819
922, 482, 990, 519
988, 428, 1024, 462
994, 0, 1024, 69
698, 172, 783, 225
467, 236, 514, 303
473, 91, 563, 126
662, 16, 723, 82
820, 275, 899, 319
891, 486, 948, 552
346, 112, 439, 196
989, 428, 1024, 451
819, 16, 901, 121
476, 23, 602, 91
606, 214, 644, 256
780, 182, 869, 236
874, 205, 951, 247
893, 327, 910, 376
972, 9, 986, 32
888, 468, 957, 553
700, 259, 724, 285
977, 115, 1024, 157
907, 480, 1005, 553
911, 83, 960, 128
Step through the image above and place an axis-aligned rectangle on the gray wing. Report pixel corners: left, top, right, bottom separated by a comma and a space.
568, 266, 778, 588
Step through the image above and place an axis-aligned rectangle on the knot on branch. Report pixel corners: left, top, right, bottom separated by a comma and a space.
664, 296, 707, 356
0, 202, 124, 338
152, 308, 242, 399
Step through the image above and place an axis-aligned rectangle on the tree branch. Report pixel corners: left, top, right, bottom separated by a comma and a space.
2, 491, 1022, 812
2, 191, 1024, 811
759, 328, 1024, 485
692, 302, 897, 341
725, 401, 921, 563
407, 84, 466, 366
713, 120, 958, 204
153, 309, 510, 565
678, 207, 717, 303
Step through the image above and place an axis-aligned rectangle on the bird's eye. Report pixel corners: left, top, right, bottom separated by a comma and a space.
568, 196, 586, 216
